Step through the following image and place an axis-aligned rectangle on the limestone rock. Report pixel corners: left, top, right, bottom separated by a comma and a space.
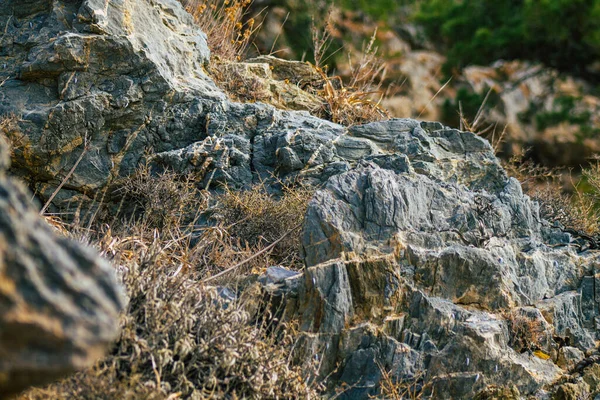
211, 58, 324, 113
553, 381, 591, 400
0, 0, 221, 210
3, 1, 600, 398
474, 384, 521, 400
0, 138, 125, 396
292, 119, 600, 398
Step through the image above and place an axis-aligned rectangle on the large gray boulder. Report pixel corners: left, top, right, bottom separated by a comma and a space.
0, 0, 347, 209
0, 136, 125, 396
0, 0, 219, 208
288, 120, 600, 398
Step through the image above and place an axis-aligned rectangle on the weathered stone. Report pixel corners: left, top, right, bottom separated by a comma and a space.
557, 347, 585, 370
583, 364, 600, 394
0, 138, 125, 395
0, 0, 221, 211
3, 1, 600, 399
212, 57, 324, 112
553, 381, 591, 400
294, 119, 600, 398
474, 384, 521, 400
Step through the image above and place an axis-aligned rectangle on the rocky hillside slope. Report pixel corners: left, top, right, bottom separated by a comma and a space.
2, 0, 600, 398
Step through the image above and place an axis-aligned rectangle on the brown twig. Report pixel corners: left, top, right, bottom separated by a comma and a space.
40, 135, 89, 215
202, 223, 301, 283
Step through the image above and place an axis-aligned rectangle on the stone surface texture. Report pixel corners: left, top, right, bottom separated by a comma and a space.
2, 0, 600, 399
0, 136, 125, 396
287, 119, 600, 398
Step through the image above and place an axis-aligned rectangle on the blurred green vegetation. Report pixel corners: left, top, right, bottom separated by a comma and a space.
415, 0, 600, 78
442, 87, 499, 128
337, 0, 406, 18
264, 0, 600, 79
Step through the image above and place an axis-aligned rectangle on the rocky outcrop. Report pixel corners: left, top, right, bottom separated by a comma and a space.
277, 119, 600, 398
3, 0, 600, 398
251, 6, 600, 168
0, 0, 221, 210
0, 136, 125, 396
209, 56, 324, 113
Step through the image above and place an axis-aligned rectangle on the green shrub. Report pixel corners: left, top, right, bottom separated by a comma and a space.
338, 0, 403, 18
535, 96, 591, 131
415, 0, 600, 77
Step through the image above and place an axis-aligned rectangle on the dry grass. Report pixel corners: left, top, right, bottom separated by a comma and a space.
115, 162, 206, 229
0, 113, 27, 162
179, 1, 389, 126
212, 184, 313, 269
503, 154, 600, 235
506, 310, 548, 354
311, 19, 389, 126
208, 63, 273, 104
18, 166, 318, 399
458, 101, 600, 236
180, 0, 258, 62
374, 361, 424, 400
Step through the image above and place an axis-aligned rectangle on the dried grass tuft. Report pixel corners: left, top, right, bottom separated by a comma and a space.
116, 162, 206, 229
374, 361, 425, 400
504, 154, 600, 235
180, 0, 258, 62
18, 165, 318, 399
311, 18, 389, 126
211, 184, 314, 269
506, 311, 548, 354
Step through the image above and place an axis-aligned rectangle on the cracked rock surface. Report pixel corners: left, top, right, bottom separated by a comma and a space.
292, 119, 600, 398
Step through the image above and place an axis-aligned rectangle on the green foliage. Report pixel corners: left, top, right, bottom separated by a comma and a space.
517, 95, 599, 140
267, 0, 406, 63
415, 0, 600, 77
338, 0, 403, 18
441, 87, 497, 128
535, 96, 591, 131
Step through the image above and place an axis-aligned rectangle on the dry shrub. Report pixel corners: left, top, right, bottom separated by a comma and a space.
114, 164, 312, 278
16, 162, 319, 399
374, 361, 424, 400
116, 162, 206, 229
19, 219, 318, 399
209, 64, 272, 103
311, 18, 389, 126
503, 154, 600, 235
506, 311, 547, 353
180, 0, 257, 61
210, 183, 314, 270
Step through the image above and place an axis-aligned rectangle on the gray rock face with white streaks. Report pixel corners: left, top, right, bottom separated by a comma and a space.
288, 119, 600, 398
0, 0, 221, 208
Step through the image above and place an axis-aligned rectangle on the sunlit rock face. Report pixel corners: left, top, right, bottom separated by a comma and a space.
292, 120, 600, 398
